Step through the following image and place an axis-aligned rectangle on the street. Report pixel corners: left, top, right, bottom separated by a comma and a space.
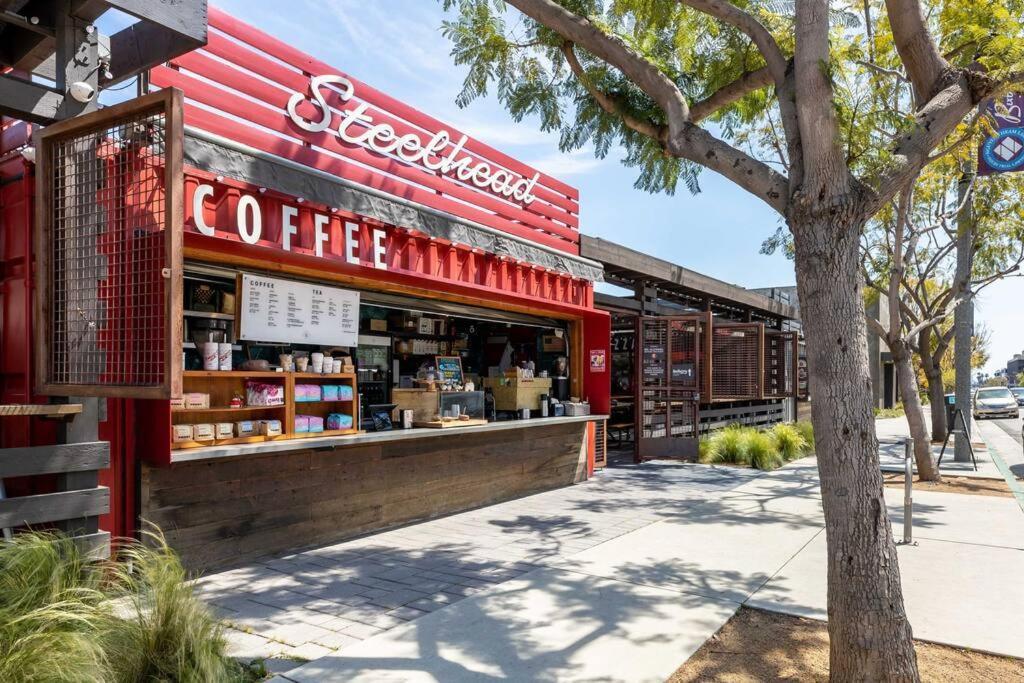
986, 414, 1023, 448
978, 414, 1024, 480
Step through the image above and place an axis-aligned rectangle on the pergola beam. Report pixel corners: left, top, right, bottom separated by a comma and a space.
0, 74, 64, 124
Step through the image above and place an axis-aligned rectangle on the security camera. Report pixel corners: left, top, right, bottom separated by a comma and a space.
69, 81, 96, 103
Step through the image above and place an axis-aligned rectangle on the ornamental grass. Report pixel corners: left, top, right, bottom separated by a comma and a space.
700, 422, 815, 471
0, 526, 257, 682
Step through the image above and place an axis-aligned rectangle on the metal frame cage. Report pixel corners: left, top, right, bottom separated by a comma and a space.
34, 89, 183, 398
708, 321, 764, 402
636, 316, 701, 461
763, 329, 798, 398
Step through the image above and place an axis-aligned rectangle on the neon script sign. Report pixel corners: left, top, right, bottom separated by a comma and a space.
286, 75, 541, 205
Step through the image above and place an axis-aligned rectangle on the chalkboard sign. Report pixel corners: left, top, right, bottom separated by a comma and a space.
239, 273, 359, 347
435, 356, 464, 384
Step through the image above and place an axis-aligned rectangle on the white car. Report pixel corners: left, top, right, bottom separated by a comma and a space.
972, 387, 1021, 419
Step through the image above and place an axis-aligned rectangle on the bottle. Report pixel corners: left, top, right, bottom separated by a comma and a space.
540, 393, 549, 417
484, 388, 496, 422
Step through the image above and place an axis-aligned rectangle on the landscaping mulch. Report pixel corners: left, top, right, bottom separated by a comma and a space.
883, 473, 1015, 498
667, 607, 1024, 682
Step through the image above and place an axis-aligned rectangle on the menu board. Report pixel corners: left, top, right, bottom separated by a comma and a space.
239, 273, 360, 347
434, 356, 464, 384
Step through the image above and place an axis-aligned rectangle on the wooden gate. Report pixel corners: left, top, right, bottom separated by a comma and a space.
635, 316, 701, 461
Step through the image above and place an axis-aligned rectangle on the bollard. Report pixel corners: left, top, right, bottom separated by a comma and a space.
903, 437, 913, 544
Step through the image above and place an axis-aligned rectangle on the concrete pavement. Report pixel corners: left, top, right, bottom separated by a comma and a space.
876, 415, 1003, 479
196, 425, 1024, 681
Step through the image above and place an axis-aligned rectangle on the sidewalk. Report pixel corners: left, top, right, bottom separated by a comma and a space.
876, 416, 1003, 480
196, 434, 1024, 681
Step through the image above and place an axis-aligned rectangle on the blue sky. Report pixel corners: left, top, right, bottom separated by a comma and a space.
105, 0, 1021, 374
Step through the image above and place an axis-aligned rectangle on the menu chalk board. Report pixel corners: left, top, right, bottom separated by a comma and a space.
434, 356, 464, 384
239, 273, 360, 347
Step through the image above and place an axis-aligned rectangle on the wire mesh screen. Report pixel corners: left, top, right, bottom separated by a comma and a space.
668, 318, 700, 391
593, 420, 607, 468
711, 323, 762, 400
763, 330, 796, 397
636, 316, 701, 460
36, 91, 182, 397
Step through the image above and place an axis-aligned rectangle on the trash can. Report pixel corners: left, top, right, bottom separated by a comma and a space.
944, 393, 956, 436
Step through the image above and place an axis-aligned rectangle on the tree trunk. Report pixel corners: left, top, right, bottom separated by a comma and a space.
917, 328, 947, 441
790, 211, 920, 681
891, 341, 941, 481
924, 364, 947, 441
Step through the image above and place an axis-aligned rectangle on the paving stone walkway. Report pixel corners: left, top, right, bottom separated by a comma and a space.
195, 463, 762, 666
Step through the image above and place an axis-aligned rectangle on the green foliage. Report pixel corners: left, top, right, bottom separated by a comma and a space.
0, 527, 246, 683
770, 422, 808, 461
439, 0, 1024, 202
101, 526, 234, 683
874, 404, 907, 419
700, 422, 811, 470
747, 430, 784, 470
710, 424, 753, 465
793, 420, 815, 455
0, 533, 108, 682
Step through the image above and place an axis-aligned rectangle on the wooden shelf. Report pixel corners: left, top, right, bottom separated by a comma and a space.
288, 428, 359, 439
183, 371, 356, 380
183, 342, 242, 350
172, 405, 285, 414
173, 369, 359, 450
0, 403, 83, 418
184, 310, 235, 320
184, 370, 284, 379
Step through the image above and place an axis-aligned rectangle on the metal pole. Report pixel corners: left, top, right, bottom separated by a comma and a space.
903, 437, 913, 545
953, 174, 975, 462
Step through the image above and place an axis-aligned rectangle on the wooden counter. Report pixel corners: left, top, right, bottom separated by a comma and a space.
141, 416, 605, 570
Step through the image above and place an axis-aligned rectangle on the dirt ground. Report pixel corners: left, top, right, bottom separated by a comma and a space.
668, 607, 1024, 682
883, 472, 1015, 498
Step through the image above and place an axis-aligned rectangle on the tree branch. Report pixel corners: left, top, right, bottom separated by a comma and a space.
884, 0, 949, 104
677, 0, 803, 188
506, 0, 690, 128
867, 75, 992, 215
793, 0, 848, 190
690, 66, 774, 123
509, 0, 790, 213
560, 43, 665, 140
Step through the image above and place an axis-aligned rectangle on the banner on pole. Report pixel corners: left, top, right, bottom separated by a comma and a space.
979, 92, 1024, 176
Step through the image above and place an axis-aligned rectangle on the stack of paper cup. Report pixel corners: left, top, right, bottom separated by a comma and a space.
202, 342, 218, 371
332, 359, 342, 373
218, 343, 232, 371
311, 352, 324, 373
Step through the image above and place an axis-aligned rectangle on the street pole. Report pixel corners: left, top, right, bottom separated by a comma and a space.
953, 173, 974, 462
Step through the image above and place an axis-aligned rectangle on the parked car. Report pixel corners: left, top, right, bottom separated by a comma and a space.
972, 387, 1020, 419
1011, 386, 1024, 407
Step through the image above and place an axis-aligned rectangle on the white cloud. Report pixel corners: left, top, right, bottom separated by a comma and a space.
319, 0, 455, 86
528, 148, 603, 176
440, 117, 558, 147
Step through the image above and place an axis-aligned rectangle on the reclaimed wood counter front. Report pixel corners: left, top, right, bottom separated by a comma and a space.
141, 416, 602, 570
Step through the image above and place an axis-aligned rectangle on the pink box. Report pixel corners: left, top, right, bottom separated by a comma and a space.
295, 384, 322, 402
294, 416, 310, 433
246, 381, 284, 406
307, 416, 324, 433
